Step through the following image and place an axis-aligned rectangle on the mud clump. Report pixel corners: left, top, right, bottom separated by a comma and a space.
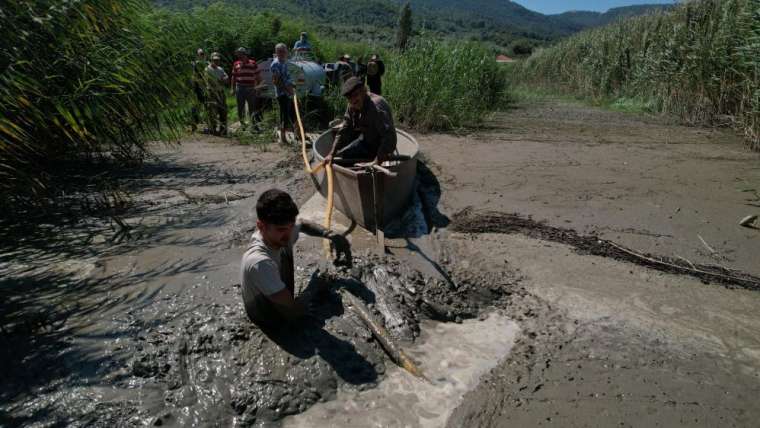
119, 256, 522, 426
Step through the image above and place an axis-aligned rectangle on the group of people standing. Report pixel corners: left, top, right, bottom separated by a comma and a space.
191, 44, 296, 138
190, 33, 387, 143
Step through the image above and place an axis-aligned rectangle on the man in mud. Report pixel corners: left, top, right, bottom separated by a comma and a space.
324, 77, 397, 165
240, 189, 351, 328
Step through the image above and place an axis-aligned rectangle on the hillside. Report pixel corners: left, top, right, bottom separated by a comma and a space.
551, 4, 673, 29
155, 0, 672, 49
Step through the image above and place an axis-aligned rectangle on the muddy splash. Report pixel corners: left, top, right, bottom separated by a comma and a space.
284, 313, 519, 428
115, 256, 522, 426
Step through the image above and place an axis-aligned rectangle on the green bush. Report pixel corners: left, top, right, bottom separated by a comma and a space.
518, 0, 760, 149
383, 39, 510, 130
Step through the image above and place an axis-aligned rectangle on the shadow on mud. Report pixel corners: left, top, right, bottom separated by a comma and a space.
0, 250, 215, 425
261, 277, 379, 386
382, 160, 457, 287
384, 160, 450, 240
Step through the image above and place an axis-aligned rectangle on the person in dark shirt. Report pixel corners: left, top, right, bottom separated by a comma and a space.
325, 77, 397, 165
366, 54, 385, 95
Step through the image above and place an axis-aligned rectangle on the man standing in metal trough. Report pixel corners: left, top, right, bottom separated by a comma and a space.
325, 77, 397, 165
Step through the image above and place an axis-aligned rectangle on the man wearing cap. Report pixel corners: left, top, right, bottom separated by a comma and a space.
324, 77, 397, 164
231, 47, 262, 130
241, 189, 351, 328
293, 32, 312, 54
270, 43, 295, 144
205, 52, 229, 136
191, 48, 208, 133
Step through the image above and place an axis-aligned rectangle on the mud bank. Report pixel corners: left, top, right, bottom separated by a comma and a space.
417, 100, 760, 277
5, 98, 760, 427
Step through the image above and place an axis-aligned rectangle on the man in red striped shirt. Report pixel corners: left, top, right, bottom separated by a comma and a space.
231, 47, 262, 130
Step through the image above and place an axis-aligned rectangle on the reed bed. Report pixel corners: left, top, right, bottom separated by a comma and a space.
519, 0, 760, 149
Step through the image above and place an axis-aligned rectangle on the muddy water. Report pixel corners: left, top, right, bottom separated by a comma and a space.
285, 313, 518, 428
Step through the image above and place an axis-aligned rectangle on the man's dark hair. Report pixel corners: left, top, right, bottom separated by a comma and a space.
256, 189, 299, 224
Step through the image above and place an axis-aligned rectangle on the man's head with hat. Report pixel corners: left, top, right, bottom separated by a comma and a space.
210, 52, 222, 65
235, 47, 248, 59
341, 76, 366, 111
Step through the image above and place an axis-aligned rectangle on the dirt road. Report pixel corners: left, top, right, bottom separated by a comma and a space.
2, 99, 759, 427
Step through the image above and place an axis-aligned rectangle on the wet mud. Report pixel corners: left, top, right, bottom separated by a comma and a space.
117, 254, 522, 426
449, 301, 760, 428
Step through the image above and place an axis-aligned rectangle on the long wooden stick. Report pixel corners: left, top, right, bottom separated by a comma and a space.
340, 289, 427, 380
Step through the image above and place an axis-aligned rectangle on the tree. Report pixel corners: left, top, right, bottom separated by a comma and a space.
396, 2, 412, 50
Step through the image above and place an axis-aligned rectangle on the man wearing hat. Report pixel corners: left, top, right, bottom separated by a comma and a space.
230, 47, 262, 130
205, 52, 229, 136
324, 77, 397, 164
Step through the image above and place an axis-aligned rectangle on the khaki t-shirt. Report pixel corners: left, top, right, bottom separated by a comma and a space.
240, 225, 300, 322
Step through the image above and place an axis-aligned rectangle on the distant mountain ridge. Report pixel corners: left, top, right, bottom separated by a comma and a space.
155, 0, 672, 47
551, 4, 673, 29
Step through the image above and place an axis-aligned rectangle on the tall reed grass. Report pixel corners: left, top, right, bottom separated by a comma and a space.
383, 39, 510, 130
519, 0, 760, 149
0, 0, 188, 213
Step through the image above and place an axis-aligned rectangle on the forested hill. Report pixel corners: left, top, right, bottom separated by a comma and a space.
154, 0, 672, 50
550, 4, 673, 29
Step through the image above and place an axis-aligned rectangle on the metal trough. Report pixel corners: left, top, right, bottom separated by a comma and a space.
310, 130, 419, 230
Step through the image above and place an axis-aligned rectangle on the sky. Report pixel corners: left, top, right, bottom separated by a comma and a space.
512, 0, 677, 15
